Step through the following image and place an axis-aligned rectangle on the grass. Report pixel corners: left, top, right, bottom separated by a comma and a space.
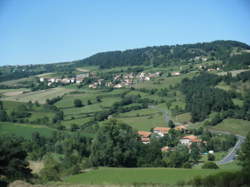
0, 76, 35, 86
0, 122, 56, 139
134, 72, 197, 89
115, 108, 167, 131
210, 118, 250, 136
2, 87, 74, 104
217, 69, 250, 77
64, 167, 237, 185
175, 113, 191, 124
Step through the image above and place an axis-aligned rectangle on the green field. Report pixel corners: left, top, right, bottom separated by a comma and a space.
210, 118, 250, 136
2, 87, 74, 104
0, 122, 56, 139
64, 167, 237, 185
115, 108, 166, 131
134, 72, 197, 89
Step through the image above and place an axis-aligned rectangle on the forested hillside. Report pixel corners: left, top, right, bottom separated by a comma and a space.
74, 40, 250, 68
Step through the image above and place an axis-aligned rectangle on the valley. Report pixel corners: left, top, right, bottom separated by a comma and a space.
1, 40, 250, 187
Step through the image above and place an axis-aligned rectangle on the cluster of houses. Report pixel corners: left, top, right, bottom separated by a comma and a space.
137, 125, 203, 152
39, 74, 89, 86
89, 72, 162, 89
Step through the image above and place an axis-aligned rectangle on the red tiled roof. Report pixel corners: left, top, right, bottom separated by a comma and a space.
182, 135, 201, 143
141, 137, 150, 143
161, 146, 170, 152
138, 131, 152, 138
175, 125, 187, 131
153, 127, 170, 134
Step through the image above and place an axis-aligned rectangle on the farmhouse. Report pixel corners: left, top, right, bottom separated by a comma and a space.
114, 84, 123, 88
138, 131, 152, 144
161, 146, 170, 152
153, 127, 170, 137
175, 125, 187, 131
171, 72, 181, 76
179, 135, 202, 146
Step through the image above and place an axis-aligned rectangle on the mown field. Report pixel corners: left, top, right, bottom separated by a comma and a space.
210, 118, 250, 136
1, 87, 74, 104
133, 72, 197, 89
63, 166, 238, 185
0, 122, 56, 139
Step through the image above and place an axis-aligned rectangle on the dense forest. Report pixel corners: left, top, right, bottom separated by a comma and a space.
75, 40, 250, 68
180, 71, 250, 122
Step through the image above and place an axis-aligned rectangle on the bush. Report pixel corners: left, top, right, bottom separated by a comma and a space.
74, 99, 82, 107
183, 162, 192, 168
208, 153, 215, 161
202, 161, 219, 169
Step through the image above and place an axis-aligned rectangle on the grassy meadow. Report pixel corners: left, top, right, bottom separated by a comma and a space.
2, 87, 74, 104
210, 118, 250, 136
63, 166, 238, 185
0, 122, 56, 139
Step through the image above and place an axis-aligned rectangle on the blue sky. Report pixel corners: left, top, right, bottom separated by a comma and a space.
0, 0, 250, 66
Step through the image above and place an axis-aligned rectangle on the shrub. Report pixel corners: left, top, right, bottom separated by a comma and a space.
208, 153, 215, 161
183, 162, 192, 168
202, 161, 219, 169
74, 99, 82, 107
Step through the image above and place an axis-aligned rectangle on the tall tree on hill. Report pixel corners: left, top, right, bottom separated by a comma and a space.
0, 135, 32, 181
90, 119, 138, 167
239, 132, 250, 175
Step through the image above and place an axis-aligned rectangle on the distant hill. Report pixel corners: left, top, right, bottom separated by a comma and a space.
1, 40, 250, 82
73, 40, 250, 68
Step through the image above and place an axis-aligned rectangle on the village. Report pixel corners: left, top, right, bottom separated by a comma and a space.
39, 71, 168, 89
137, 125, 207, 153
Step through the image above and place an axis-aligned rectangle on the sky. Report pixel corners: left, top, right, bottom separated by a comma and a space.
0, 0, 250, 66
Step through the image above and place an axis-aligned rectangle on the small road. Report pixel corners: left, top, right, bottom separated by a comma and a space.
148, 105, 170, 124
208, 129, 245, 165
216, 134, 245, 165
149, 105, 246, 165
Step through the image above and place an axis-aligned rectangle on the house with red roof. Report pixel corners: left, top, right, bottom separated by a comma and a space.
180, 135, 202, 146
138, 131, 152, 144
153, 127, 170, 137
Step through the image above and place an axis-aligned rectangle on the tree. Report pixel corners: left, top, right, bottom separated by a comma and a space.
87, 100, 92, 105
0, 110, 8, 121
39, 154, 61, 182
70, 124, 80, 131
201, 162, 219, 169
74, 99, 82, 107
90, 119, 138, 167
0, 101, 3, 110
53, 111, 64, 123
208, 153, 215, 161
168, 120, 175, 128
190, 143, 201, 163
239, 132, 250, 174
163, 144, 189, 168
0, 135, 32, 181
96, 96, 102, 102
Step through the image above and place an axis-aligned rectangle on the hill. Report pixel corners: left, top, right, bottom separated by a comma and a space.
74, 40, 250, 69
1, 40, 250, 83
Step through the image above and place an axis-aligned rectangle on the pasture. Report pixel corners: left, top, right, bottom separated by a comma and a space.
133, 72, 197, 89
210, 118, 250, 136
64, 167, 237, 185
115, 108, 166, 131
1, 87, 74, 104
0, 122, 56, 139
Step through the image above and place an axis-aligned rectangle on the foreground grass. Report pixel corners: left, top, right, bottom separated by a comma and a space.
210, 118, 250, 136
63, 167, 234, 185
